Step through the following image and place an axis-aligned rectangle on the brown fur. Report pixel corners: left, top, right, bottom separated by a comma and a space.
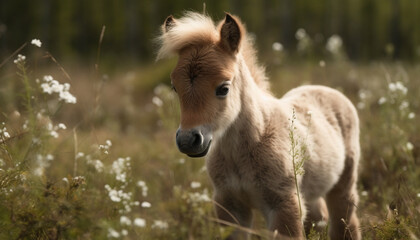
158, 12, 361, 239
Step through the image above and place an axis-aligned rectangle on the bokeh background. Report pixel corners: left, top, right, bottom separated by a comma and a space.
0, 1, 419, 239
1, 0, 420, 62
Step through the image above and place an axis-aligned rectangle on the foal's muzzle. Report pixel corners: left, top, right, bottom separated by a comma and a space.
176, 126, 212, 158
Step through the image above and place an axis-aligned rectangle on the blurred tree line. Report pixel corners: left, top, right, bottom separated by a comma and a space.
0, 0, 419, 63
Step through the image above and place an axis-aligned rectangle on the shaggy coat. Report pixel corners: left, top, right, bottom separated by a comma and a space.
158, 12, 361, 240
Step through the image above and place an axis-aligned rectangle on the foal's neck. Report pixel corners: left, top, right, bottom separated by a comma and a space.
232, 55, 273, 141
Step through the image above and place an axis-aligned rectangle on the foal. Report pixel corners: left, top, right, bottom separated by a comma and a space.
157, 12, 361, 240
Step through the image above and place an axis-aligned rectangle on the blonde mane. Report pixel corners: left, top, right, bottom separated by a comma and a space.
157, 12, 268, 90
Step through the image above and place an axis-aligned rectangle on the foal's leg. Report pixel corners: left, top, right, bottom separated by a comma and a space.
304, 197, 329, 234
325, 156, 361, 240
214, 193, 253, 239
264, 192, 306, 240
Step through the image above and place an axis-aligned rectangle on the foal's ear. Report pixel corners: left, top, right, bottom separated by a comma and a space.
219, 13, 242, 54
163, 15, 176, 33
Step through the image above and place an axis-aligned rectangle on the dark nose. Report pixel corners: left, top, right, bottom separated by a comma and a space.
176, 128, 203, 154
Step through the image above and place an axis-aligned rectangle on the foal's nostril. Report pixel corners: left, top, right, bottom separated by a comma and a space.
192, 132, 203, 147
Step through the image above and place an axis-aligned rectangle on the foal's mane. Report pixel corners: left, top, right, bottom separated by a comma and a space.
157, 12, 268, 90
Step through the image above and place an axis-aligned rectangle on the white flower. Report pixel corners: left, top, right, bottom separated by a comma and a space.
152, 96, 163, 107
13, 54, 26, 64
319, 60, 326, 67
361, 191, 368, 196
417, 193, 420, 198
141, 201, 151, 208
406, 142, 414, 151
120, 216, 132, 226
111, 157, 131, 183
87, 159, 104, 172
152, 220, 169, 229
378, 97, 387, 105
31, 39, 42, 47
58, 123, 67, 130
408, 112, 415, 119
190, 181, 201, 189
272, 42, 283, 52
107, 228, 120, 238
33, 154, 54, 176
326, 35, 343, 54
76, 152, 85, 159
134, 218, 146, 227
59, 91, 77, 104
121, 229, 128, 236
399, 101, 409, 110
3, 131, 10, 138
62, 177, 69, 183
295, 28, 307, 40
137, 180, 148, 197
40, 75, 76, 104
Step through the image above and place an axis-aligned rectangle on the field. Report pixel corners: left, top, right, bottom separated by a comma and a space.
0, 43, 419, 239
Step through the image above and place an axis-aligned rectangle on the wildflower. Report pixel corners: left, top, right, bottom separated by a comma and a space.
134, 218, 146, 227
141, 201, 151, 208
417, 193, 420, 198
31, 39, 42, 47
326, 35, 343, 54
187, 189, 211, 203
406, 142, 414, 151
152, 220, 169, 229
361, 191, 368, 197
62, 177, 69, 183
58, 123, 67, 129
408, 112, 415, 119
319, 60, 326, 67
87, 159, 104, 172
111, 157, 131, 183
33, 154, 54, 176
152, 96, 163, 107
74, 176, 85, 181
120, 216, 132, 226
137, 180, 148, 197
295, 28, 307, 40
99, 140, 112, 154
378, 97, 387, 105
121, 229, 128, 236
1, 127, 10, 139
399, 101, 409, 110
40, 75, 76, 104
76, 152, 85, 159
13, 54, 26, 64
190, 181, 201, 189
107, 228, 120, 238
272, 42, 283, 52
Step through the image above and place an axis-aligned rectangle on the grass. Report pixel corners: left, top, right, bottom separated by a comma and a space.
0, 42, 419, 239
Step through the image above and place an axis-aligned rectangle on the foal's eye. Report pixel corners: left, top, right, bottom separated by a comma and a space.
215, 84, 230, 98
171, 84, 177, 93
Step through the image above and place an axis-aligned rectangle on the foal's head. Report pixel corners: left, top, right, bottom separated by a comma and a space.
158, 13, 245, 157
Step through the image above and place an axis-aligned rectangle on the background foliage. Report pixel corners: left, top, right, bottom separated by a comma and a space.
0, 1, 419, 239
1, 0, 420, 62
